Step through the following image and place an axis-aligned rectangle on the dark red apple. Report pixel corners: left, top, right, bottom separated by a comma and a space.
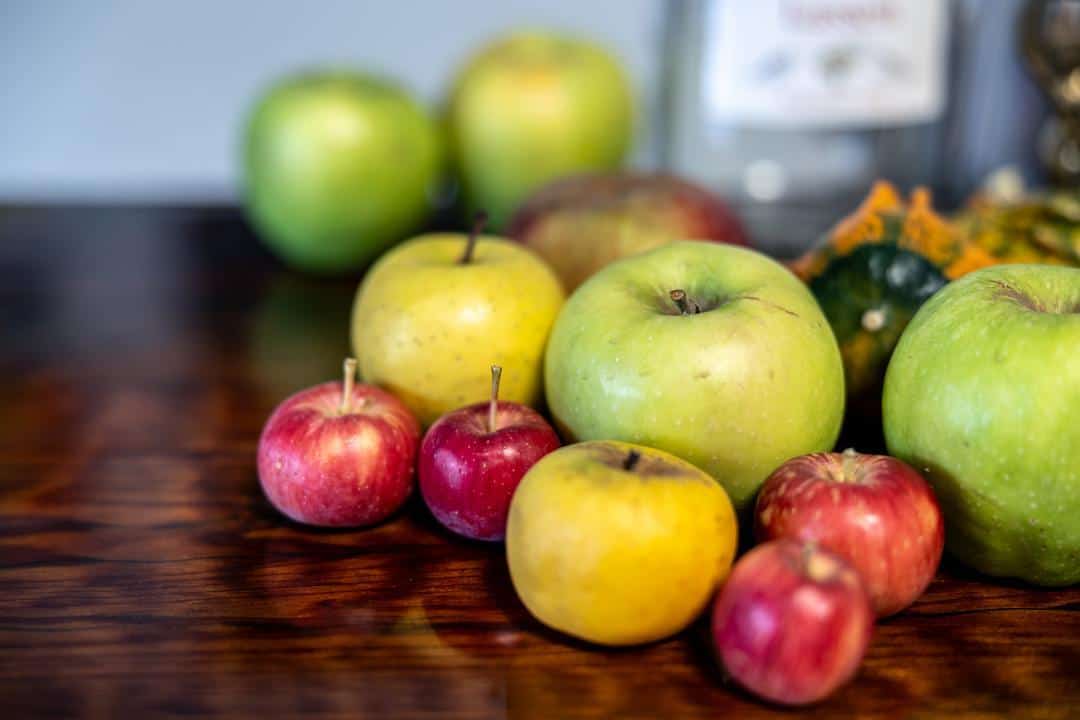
755, 449, 944, 617
712, 539, 874, 706
507, 171, 749, 291
419, 365, 560, 541
257, 358, 420, 527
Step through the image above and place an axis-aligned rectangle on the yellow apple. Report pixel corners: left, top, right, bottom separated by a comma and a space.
350, 229, 564, 426
506, 440, 738, 646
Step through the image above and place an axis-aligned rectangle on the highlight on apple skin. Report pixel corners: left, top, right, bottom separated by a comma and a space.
257, 359, 421, 527
711, 539, 874, 706
755, 449, 945, 616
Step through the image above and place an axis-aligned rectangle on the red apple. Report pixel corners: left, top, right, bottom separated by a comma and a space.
755, 449, 944, 616
712, 539, 873, 706
257, 358, 420, 526
419, 365, 560, 541
507, 171, 749, 291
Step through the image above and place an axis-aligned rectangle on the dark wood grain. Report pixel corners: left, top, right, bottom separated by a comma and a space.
0, 206, 1077, 719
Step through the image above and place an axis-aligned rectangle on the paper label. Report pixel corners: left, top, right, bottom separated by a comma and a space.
702, 0, 948, 128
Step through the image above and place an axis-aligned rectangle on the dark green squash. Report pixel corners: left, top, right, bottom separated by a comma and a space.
809, 243, 947, 418
791, 182, 993, 431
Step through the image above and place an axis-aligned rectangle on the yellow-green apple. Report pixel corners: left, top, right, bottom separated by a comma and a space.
545, 241, 845, 513
351, 217, 564, 427
257, 359, 421, 526
755, 449, 944, 616
445, 31, 633, 230
711, 539, 874, 706
419, 365, 561, 541
242, 70, 441, 273
506, 440, 738, 646
883, 264, 1080, 585
508, 172, 749, 291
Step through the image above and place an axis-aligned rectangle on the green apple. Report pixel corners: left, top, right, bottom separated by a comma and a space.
351, 225, 564, 427
445, 31, 633, 230
545, 241, 845, 513
883, 264, 1080, 585
242, 70, 441, 273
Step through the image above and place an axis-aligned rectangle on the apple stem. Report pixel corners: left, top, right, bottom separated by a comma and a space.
623, 449, 641, 471
841, 448, 859, 482
670, 289, 700, 315
488, 364, 502, 433
459, 210, 489, 265
340, 358, 357, 414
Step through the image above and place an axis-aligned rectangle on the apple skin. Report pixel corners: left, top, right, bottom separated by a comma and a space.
446, 31, 633, 230
755, 450, 944, 616
544, 241, 845, 514
242, 70, 442, 273
506, 440, 738, 646
419, 400, 561, 541
883, 264, 1080, 586
351, 234, 564, 427
508, 172, 749, 291
711, 539, 874, 706
257, 380, 420, 527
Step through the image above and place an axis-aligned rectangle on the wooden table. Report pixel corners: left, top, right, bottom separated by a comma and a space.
1, 207, 1077, 719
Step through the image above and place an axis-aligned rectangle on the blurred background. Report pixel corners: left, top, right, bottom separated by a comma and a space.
0, 1, 1058, 219
0, 0, 660, 202
5, 0, 1074, 437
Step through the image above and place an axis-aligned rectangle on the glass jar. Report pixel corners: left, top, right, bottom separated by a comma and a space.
657, 0, 953, 256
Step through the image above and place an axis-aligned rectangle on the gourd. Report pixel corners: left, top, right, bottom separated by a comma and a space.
955, 188, 1080, 266
791, 182, 995, 421
808, 244, 946, 420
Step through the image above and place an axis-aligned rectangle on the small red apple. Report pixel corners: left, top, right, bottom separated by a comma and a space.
712, 539, 874, 706
508, 171, 749, 291
419, 365, 560, 541
755, 449, 944, 616
257, 358, 420, 527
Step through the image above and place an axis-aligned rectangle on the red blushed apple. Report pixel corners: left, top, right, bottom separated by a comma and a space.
507, 171, 749, 291
257, 358, 420, 527
419, 365, 560, 541
755, 449, 944, 617
712, 539, 874, 706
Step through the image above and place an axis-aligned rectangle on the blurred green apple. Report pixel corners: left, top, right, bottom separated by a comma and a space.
446, 31, 633, 230
242, 71, 442, 273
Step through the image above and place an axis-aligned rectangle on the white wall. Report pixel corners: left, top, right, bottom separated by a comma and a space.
0, 0, 661, 202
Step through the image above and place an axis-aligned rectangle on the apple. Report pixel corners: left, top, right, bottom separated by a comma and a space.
257, 358, 421, 526
351, 214, 564, 427
506, 439, 738, 646
711, 539, 874, 706
755, 449, 944, 616
445, 31, 633, 230
508, 172, 749, 291
883, 264, 1080, 586
544, 241, 845, 514
242, 70, 442, 273
419, 365, 561, 541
